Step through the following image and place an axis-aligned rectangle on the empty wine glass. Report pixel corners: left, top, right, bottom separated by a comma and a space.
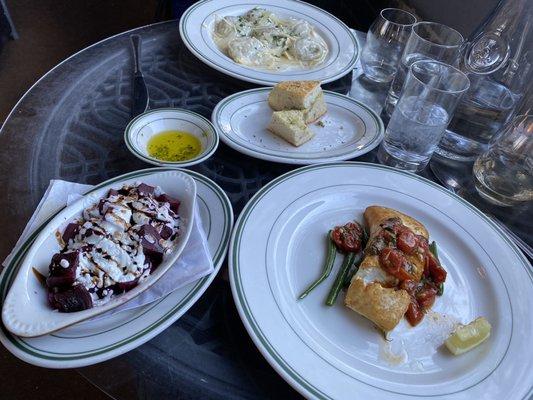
360, 8, 417, 83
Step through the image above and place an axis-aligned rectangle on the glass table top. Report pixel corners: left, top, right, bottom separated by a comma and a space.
0, 20, 530, 400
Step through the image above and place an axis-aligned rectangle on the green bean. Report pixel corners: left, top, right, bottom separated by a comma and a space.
429, 241, 444, 296
342, 253, 363, 289
298, 231, 336, 300
325, 252, 356, 306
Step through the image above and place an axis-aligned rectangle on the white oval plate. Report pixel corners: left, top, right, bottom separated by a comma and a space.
179, 0, 359, 85
124, 108, 219, 168
212, 88, 383, 164
229, 162, 533, 399
0, 168, 233, 367
3, 170, 196, 337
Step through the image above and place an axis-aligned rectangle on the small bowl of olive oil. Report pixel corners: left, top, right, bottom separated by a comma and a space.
124, 108, 219, 167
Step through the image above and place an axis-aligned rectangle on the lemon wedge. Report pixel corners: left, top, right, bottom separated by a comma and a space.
445, 317, 491, 355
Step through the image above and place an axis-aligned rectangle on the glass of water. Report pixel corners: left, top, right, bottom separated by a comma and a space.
473, 114, 533, 206
383, 22, 464, 117
360, 8, 417, 83
377, 60, 470, 172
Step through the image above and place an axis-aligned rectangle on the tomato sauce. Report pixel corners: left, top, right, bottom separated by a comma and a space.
375, 218, 446, 326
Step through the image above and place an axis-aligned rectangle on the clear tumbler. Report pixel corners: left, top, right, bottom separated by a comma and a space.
377, 60, 470, 172
383, 22, 464, 117
360, 8, 417, 83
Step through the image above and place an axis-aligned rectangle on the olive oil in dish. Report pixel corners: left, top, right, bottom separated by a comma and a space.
147, 130, 202, 162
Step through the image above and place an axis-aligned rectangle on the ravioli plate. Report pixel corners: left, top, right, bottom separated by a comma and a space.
179, 0, 359, 85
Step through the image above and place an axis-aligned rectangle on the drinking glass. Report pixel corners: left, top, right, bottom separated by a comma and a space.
383, 22, 464, 117
360, 8, 417, 83
473, 114, 533, 206
377, 60, 470, 172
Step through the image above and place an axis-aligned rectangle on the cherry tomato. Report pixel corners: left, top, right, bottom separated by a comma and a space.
416, 235, 429, 252
397, 229, 417, 254
426, 253, 447, 284
416, 284, 437, 309
331, 221, 363, 253
379, 248, 403, 275
395, 264, 415, 281
423, 254, 431, 278
380, 229, 396, 243
379, 248, 414, 281
399, 279, 417, 296
405, 301, 424, 326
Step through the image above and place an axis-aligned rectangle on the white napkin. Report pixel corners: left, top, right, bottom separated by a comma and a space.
3, 179, 214, 317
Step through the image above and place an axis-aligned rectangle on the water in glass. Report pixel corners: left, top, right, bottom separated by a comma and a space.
382, 96, 449, 168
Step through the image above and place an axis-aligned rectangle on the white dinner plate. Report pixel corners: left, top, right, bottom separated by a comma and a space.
229, 162, 533, 399
179, 0, 359, 85
212, 88, 383, 164
0, 168, 233, 368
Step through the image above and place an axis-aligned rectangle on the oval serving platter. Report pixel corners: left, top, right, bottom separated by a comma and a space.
212, 88, 384, 164
0, 168, 233, 368
179, 0, 359, 85
2, 170, 196, 337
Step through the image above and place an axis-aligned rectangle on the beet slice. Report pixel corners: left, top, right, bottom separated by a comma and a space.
46, 251, 79, 288
138, 224, 164, 268
114, 278, 139, 294
159, 225, 173, 240
156, 194, 180, 213
62, 223, 80, 244
48, 285, 93, 312
137, 183, 155, 197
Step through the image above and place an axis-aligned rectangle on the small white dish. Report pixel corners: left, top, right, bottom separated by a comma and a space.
2, 170, 196, 337
179, 0, 359, 85
212, 88, 384, 164
124, 108, 219, 167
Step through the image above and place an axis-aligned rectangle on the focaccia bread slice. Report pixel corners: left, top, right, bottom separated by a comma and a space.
344, 206, 429, 331
268, 80, 322, 110
267, 110, 314, 146
304, 92, 327, 123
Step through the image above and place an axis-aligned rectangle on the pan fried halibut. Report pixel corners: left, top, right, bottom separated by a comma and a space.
345, 206, 447, 331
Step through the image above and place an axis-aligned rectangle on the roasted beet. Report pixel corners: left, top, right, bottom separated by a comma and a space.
156, 194, 180, 213
137, 183, 155, 196
108, 188, 120, 197
113, 279, 139, 294
46, 251, 79, 288
159, 225, 173, 240
138, 224, 164, 267
48, 285, 93, 312
62, 223, 80, 244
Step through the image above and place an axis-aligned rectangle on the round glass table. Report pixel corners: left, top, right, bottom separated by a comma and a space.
0, 20, 530, 400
